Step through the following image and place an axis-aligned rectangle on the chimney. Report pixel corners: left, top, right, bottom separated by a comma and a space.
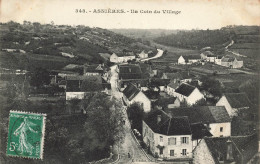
157, 115, 161, 124
226, 139, 234, 161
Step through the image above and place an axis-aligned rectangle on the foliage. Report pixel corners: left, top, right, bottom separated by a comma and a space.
127, 102, 144, 133
80, 76, 103, 92
200, 76, 222, 98
154, 29, 231, 50
82, 93, 125, 158
29, 67, 51, 88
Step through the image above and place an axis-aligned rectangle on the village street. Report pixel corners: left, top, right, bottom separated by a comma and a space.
110, 65, 151, 164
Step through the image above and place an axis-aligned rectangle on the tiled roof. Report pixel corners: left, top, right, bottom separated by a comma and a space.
175, 83, 196, 97
203, 51, 215, 57
123, 83, 140, 101
119, 64, 142, 80
224, 93, 251, 108
166, 106, 231, 124
204, 133, 258, 163
150, 78, 170, 86
84, 64, 103, 73
167, 81, 179, 89
183, 55, 201, 60
144, 109, 192, 135
190, 123, 212, 140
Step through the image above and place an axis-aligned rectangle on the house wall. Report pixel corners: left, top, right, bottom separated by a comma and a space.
216, 96, 237, 117
193, 139, 216, 164
207, 57, 216, 63
215, 59, 222, 65
200, 53, 207, 60
66, 92, 85, 100
233, 60, 243, 68
85, 72, 100, 76
110, 54, 118, 63
168, 98, 181, 108
131, 92, 151, 112
221, 62, 232, 68
178, 56, 186, 64
188, 59, 200, 64
142, 121, 192, 159
186, 88, 204, 105
208, 122, 231, 137
167, 86, 175, 96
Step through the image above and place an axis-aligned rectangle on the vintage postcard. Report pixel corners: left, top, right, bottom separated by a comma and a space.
0, 0, 259, 163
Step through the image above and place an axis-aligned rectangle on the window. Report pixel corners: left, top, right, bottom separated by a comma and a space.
220, 127, 223, 132
160, 136, 163, 142
168, 137, 176, 145
170, 150, 174, 156
181, 137, 189, 144
182, 149, 187, 156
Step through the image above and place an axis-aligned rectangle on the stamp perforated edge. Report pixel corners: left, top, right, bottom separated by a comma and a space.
6, 110, 47, 160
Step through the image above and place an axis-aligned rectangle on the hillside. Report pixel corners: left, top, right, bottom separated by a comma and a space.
0, 22, 155, 71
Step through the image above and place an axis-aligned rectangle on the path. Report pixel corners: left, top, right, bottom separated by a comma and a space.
110, 65, 150, 164
140, 49, 164, 61
225, 40, 247, 57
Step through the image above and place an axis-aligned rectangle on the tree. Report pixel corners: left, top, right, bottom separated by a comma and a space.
127, 102, 144, 133
83, 93, 125, 156
29, 67, 51, 88
80, 76, 103, 92
200, 76, 222, 98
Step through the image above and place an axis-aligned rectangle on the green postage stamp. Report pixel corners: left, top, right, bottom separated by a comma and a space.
6, 110, 46, 159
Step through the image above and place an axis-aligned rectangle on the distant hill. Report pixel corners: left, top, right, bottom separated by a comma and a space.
110, 29, 180, 39
0, 22, 156, 71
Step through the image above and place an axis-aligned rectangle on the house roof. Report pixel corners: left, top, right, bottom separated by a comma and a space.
216, 55, 223, 59
119, 64, 142, 80
224, 93, 251, 108
175, 83, 196, 97
182, 55, 201, 60
166, 106, 231, 124
190, 123, 212, 140
202, 51, 215, 57
167, 81, 179, 89
144, 109, 192, 135
204, 133, 258, 163
150, 78, 170, 86
66, 80, 82, 92
66, 75, 87, 81
84, 64, 103, 73
99, 53, 111, 60
123, 83, 140, 101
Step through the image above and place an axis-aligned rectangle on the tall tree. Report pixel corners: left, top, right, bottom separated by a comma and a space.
30, 67, 51, 88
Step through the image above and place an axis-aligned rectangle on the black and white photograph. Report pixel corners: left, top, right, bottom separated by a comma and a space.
0, 0, 259, 163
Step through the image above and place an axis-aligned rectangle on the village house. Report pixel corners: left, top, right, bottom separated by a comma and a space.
156, 96, 181, 109
166, 106, 231, 137
215, 55, 223, 65
110, 53, 136, 63
172, 83, 204, 106
166, 81, 179, 96
84, 64, 104, 76
138, 50, 149, 59
200, 51, 216, 63
161, 72, 194, 84
122, 83, 151, 112
142, 110, 193, 161
178, 55, 201, 64
221, 57, 243, 68
216, 93, 252, 117
149, 78, 171, 92
193, 133, 258, 164
65, 75, 111, 100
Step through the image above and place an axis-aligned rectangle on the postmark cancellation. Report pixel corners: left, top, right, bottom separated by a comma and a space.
6, 110, 46, 159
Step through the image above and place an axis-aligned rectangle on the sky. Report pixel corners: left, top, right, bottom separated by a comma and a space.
0, 0, 260, 30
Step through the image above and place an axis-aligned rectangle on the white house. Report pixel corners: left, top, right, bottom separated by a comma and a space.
216, 93, 251, 117
122, 83, 151, 112
138, 50, 149, 59
173, 83, 204, 106
178, 55, 186, 64
143, 110, 193, 161
215, 55, 223, 65
167, 106, 231, 137
66, 92, 85, 100
200, 51, 216, 63
221, 57, 243, 68
166, 81, 180, 96
110, 53, 119, 63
